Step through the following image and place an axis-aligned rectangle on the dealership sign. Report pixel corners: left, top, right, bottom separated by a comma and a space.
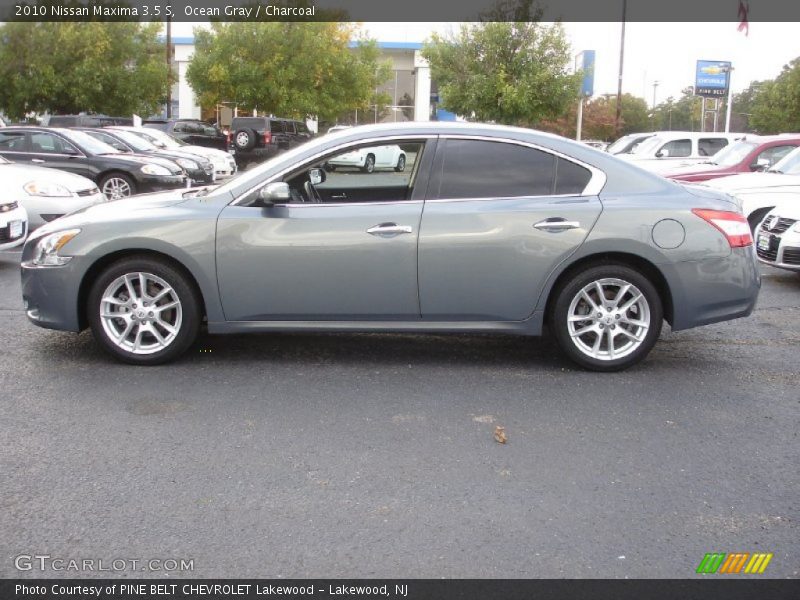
695, 60, 731, 97
576, 50, 595, 97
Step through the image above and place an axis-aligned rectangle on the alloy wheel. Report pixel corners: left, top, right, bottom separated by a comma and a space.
102, 177, 132, 200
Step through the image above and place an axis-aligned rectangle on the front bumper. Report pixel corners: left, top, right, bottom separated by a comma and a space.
21, 255, 84, 331
136, 174, 187, 194
0, 205, 28, 250
756, 228, 800, 272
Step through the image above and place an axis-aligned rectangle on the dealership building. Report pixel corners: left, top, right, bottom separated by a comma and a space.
169, 38, 436, 127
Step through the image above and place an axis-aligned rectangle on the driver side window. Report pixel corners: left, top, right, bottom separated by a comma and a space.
266, 141, 425, 205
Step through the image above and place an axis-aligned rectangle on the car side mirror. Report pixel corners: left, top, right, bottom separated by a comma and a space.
309, 168, 326, 186
656, 149, 669, 158
752, 158, 770, 171
63, 146, 79, 156
258, 182, 290, 206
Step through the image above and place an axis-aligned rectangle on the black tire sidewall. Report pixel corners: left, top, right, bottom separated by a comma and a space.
395, 154, 406, 172
551, 264, 663, 372
87, 257, 201, 365
362, 154, 375, 173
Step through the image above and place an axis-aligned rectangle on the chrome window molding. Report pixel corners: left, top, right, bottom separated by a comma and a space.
230, 133, 607, 207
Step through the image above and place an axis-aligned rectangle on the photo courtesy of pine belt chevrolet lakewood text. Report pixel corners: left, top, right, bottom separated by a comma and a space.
20, 123, 760, 371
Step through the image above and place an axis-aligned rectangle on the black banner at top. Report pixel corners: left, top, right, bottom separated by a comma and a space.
1, 0, 800, 22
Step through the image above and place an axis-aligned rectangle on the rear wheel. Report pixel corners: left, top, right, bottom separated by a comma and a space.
87, 256, 201, 365
234, 128, 256, 151
394, 154, 406, 172
361, 154, 375, 173
550, 264, 663, 371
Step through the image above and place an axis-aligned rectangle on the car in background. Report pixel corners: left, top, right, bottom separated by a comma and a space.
0, 199, 28, 250
0, 127, 186, 201
143, 119, 229, 152
703, 146, 800, 232
754, 203, 800, 272
0, 155, 104, 229
327, 125, 352, 134
113, 126, 237, 180
0, 115, 7, 128
605, 133, 654, 155
619, 131, 743, 173
326, 144, 406, 173
47, 115, 133, 128
77, 128, 215, 186
229, 116, 313, 168
20, 122, 759, 372
581, 140, 608, 151
665, 135, 800, 183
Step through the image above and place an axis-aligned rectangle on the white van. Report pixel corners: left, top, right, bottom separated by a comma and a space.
619, 131, 744, 173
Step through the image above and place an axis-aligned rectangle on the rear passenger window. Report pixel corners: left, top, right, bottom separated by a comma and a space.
698, 137, 729, 156
438, 139, 590, 199
0, 131, 26, 150
660, 139, 691, 157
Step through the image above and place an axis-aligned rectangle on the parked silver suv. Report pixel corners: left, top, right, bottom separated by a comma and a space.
20, 123, 760, 371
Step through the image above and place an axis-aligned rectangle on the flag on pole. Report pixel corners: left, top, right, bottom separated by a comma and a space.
737, 1, 750, 36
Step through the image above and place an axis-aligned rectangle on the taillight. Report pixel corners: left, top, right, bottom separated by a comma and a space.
264, 131, 272, 145
692, 209, 753, 248
226, 132, 231, 146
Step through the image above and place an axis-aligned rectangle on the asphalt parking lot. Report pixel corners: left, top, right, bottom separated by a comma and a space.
0, 249, 797, 579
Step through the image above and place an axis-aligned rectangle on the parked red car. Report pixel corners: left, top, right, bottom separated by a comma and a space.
665, 135, 800, 183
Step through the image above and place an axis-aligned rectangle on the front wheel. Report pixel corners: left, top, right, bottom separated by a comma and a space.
361, 154, 375, 173
394, 154, 406, 172
550, 264, 663, 371
99, 173, 136, 201
87, 256, 201, 365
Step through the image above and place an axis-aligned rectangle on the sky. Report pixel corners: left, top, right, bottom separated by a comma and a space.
171, 21, 800, 105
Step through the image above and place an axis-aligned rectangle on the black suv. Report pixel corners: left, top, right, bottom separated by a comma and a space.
230, 117, 313, 167
144, 119, 229, 152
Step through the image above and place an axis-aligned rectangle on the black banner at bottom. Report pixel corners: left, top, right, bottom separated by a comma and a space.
2, 579, 799, 600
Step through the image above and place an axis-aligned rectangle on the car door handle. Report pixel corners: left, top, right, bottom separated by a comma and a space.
533, 219, 581, 231
367, 223, 413, 236
31, 159, 45, 163
331, 193, 347, 200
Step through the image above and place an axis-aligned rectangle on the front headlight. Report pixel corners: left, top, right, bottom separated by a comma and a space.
175, 158, 199, 170
141, 164, 171, 176
32, 229, 81, 266
24, 181, 72, 197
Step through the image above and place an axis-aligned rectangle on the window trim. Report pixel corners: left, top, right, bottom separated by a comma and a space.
429, 135, 606, 201
231, 134, 437, 207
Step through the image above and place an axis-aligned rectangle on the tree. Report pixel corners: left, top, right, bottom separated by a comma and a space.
729, 80, 763, 133
421, 0, 581, 125
750, 58, 800, 134
186, 22, 391, 122
0, 22, 170, 119
537, 93, 650, 141
651, 87, 702, 131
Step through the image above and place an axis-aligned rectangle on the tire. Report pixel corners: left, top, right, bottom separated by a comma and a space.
234, 128, 256, 151
99, 172, 136, 201
361, 154, 375, 173
394, 154, 406, 172
87, 256, 201, 365
550, 264, 663, 372
747, 208, 772, 235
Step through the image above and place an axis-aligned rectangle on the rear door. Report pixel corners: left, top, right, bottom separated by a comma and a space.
418, 137, 604, 321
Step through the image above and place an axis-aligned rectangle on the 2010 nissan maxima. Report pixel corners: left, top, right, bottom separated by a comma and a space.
20, 123, 760, 371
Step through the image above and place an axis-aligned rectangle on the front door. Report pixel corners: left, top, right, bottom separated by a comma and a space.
215, 139, 433, 321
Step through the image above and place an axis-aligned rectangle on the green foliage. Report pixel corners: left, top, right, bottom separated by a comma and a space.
651, 87, 702, 132
186, 22, 391, 121
729, 81, 762, 133
0, 22, 171, 119
537, 94, 650, 141
750, 58, 800, 134
422, 1, 581, 125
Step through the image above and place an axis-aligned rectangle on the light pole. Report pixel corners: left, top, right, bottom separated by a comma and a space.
614, 0, 627, 136
723, 65, 734, 133
651, 81, 659, 130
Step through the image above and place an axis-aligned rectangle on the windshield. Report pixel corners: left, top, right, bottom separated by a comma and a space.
708, 141, 756, 167
770, 146, 800, 174
630, 136, 666, 156
134, 128, 185, 148
60, 129, 120, 154
111, 129, 157, 152
607, 134, 650, 155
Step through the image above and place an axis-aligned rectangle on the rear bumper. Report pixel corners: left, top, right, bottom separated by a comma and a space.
667, 247, 761, 331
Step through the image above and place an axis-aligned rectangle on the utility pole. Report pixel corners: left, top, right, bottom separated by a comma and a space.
165, 15, 172, 118
651, 81, 659, 130
724, 65, 734, 133
614, 0, 627, 136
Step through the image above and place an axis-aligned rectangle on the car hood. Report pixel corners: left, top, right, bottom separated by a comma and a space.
98, 153, 183, 174
766, 201, 800, 220
30, 190, 191, 237
703, 172, 800, 192
180, 145, 232, 161
0, 163, 97, 191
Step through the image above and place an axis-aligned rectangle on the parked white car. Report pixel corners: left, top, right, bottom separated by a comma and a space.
619, 131, 743, 173
113, 126, 238, 179
703, 146, 800, 231
0, 156, 105, 229
755, 202, 800, 272
326, 144, 406, 173
0, 199, 28, 250
606, 133, 654, 155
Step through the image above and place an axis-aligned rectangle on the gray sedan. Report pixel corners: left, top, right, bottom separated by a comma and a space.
20, 123, 760, 371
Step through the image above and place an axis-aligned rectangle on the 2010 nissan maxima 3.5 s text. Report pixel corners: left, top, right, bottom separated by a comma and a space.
20, 123, 760, 371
